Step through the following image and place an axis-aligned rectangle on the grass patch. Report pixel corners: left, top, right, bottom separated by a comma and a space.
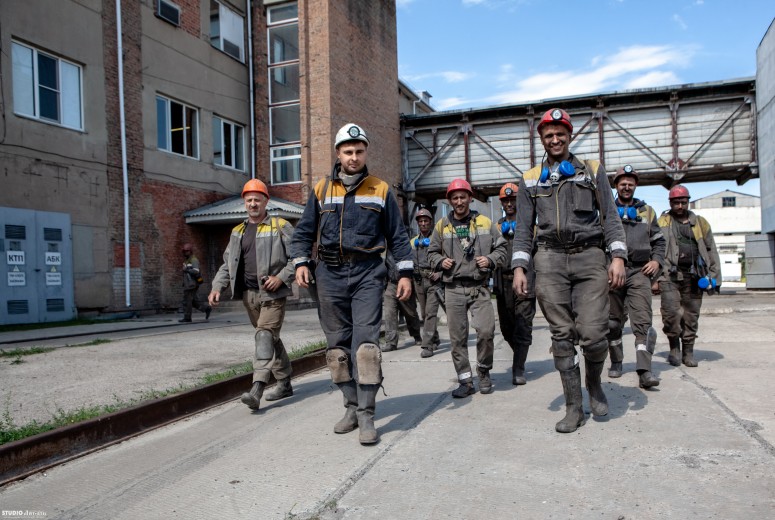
0, 340, 326, 446
0, 318, 122, 334
0, 346, 56, 358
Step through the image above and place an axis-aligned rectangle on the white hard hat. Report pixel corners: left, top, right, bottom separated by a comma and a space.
335, 123, 369, 148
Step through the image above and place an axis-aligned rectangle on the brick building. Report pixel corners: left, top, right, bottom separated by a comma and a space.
0, 0, 404, 323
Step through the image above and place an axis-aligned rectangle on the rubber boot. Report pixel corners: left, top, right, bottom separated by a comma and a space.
512, 345, 529, 385
585, 359, 609, 417
334, 381, 359, 434
682, 341, 698, 367
264, 377, 293, 401
668, 337, 681, 366
356, 384, 379, 445
636, 328, 659, 388
240, 381, 265, 410
607, 340, 624, 378
556, 366, 586, 433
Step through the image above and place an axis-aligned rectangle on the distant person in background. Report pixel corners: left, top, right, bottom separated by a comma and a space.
209, 179, 296, 411
654, 184, 721, 368
382, 249, 423, 352
179, 243, 211, 323
494, 182, 536, 386
411, 208, 443, 358
606, 165, 664, 388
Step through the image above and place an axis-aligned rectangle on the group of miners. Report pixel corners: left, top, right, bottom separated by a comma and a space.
190, 111, 720, 444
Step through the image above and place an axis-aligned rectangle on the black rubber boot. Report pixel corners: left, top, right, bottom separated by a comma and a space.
638, 370, 660, 388
240, 381, 265, 410
356, 384, 379, 445
477, 368, 493, 394
585, 359, 609, 417
608, 339, 624, 378
512, 345, 529, 385
668, 337, 681, 366
556, 366, 586, 433
334, 381, 358, 434
682, 341, 698, 367
264, 377, 293, 401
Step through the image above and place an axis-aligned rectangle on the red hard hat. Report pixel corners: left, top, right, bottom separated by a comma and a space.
613, 164, 639, 184
668, 184, 690, 200
446, 178, 473, 198
499, 182, 519, 199
537, 108, 573, 135
242, 178, 269, 199
415, 208, 432, 221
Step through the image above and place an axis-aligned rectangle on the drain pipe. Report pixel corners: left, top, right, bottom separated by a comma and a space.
115, 0, 131, 307
247, 0, 256, 179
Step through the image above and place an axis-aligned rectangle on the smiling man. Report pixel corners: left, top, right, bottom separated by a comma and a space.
511, 108, 627, 433
427, 179, 507, 398
290, 123, 413, 446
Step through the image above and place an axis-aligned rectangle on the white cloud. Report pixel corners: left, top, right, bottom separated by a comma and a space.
474, 45, 695, 106
672, 14, 688, 30
437, 97, 472, 110
404, 70, 474, 84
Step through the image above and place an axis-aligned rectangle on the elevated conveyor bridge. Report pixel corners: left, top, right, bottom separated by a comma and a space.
401, 78, 757, 203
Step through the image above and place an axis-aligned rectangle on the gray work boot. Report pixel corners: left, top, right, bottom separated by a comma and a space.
264, 377, 293, 401
356, 384, 380, 445
477, 368, 493, 394
334, 381, 359, 434
608, 339, 624, 378
668, 337, 681, 366
636, 328, 659, 387
451, 382, 475, 398
682, 341, 698, 367
240, 381, 265, 410
556, 366, 586, 433
585, 359, 609, 417
420, 347, 434, 358
638, 371, 660, 388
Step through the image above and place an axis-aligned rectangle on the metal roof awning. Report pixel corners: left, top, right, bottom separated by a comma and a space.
184, 195, 305, 225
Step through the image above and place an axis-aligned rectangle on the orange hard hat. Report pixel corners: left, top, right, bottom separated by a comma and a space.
668, 184, 690, 200
537, 108, 573, 135
415, 208, 432, 221
499, 182, 519, 199
242, 178, 269, 199
613, 164, 639, 184
446, 178, 473, 198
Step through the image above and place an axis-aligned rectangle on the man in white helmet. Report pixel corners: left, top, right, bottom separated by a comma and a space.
290, 123, 413, 445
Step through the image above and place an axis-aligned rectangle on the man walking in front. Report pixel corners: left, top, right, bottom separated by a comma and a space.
607, 165, 664, 388
428, 179, 507, 398
209, 179, 296, 411
512, 108, 627, 433
291, 123, 413, 445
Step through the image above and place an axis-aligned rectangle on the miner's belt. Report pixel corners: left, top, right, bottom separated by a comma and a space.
321, 251, 379, 266
537, 242, 602, 255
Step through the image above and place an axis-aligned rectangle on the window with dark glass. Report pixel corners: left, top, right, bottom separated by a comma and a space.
156, 95, 199, 158
210, 0, 245, 61
213, 116, 245, 171
722, 197, 736, 208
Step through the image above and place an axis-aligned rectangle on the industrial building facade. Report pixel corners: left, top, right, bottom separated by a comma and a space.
0, 0, 403, 323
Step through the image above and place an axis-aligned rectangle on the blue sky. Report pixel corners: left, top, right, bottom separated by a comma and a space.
396, 0, 774, 214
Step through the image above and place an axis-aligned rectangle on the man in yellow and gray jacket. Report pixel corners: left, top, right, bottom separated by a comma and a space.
654, 184, 720, 368
428, 178, 508, 398
209, 178, 296, 411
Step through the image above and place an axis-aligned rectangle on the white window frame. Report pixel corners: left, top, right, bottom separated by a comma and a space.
11, 40, 83, 131
210, 0, 245, 62
270, 145, 302, 185
267, 2, 300, 185
156, 95, 199, 159
213, 115, 245, 171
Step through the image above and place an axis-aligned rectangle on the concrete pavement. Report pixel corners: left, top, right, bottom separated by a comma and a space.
1, 288, 774, 519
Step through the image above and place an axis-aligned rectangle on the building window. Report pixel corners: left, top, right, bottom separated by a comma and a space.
12, 41, 83, 130
156, 95, 199, 158
271, 146, 301, 185
210, 0, 245, 61
722, 196, 736, 208
268, 2, 300, 184
213, 116, 245, 171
